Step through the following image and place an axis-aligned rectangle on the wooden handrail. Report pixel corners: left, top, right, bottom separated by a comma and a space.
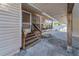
32, 23, 42, 33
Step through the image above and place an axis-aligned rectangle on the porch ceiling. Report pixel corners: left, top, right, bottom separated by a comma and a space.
23, 3, 67, 23
29, 3, 67, 20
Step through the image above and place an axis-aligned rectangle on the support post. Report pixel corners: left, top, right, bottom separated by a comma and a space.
67, 13, 72, 51
67, 3, 74, 52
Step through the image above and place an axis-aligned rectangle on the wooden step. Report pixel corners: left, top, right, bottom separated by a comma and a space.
26, 34, 35, 38
26, 34, 41, 41
25, 37, 40, 46
23, 28, 41, 49
26, 35, 37, 41
25, 39, 41, 49
26, 33, 35, 37
26, 32, 41, 38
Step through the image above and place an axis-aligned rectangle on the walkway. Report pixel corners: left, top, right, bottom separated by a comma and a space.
15, 30, 79, 56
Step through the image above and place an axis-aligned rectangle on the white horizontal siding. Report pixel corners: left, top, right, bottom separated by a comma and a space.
0, 3, 22, 55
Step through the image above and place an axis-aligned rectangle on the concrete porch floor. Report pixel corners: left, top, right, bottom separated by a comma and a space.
15, 30, 79, 56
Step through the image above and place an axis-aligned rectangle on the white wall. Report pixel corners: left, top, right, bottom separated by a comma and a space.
72, 3, 79, 37
0, 3, 22, 55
